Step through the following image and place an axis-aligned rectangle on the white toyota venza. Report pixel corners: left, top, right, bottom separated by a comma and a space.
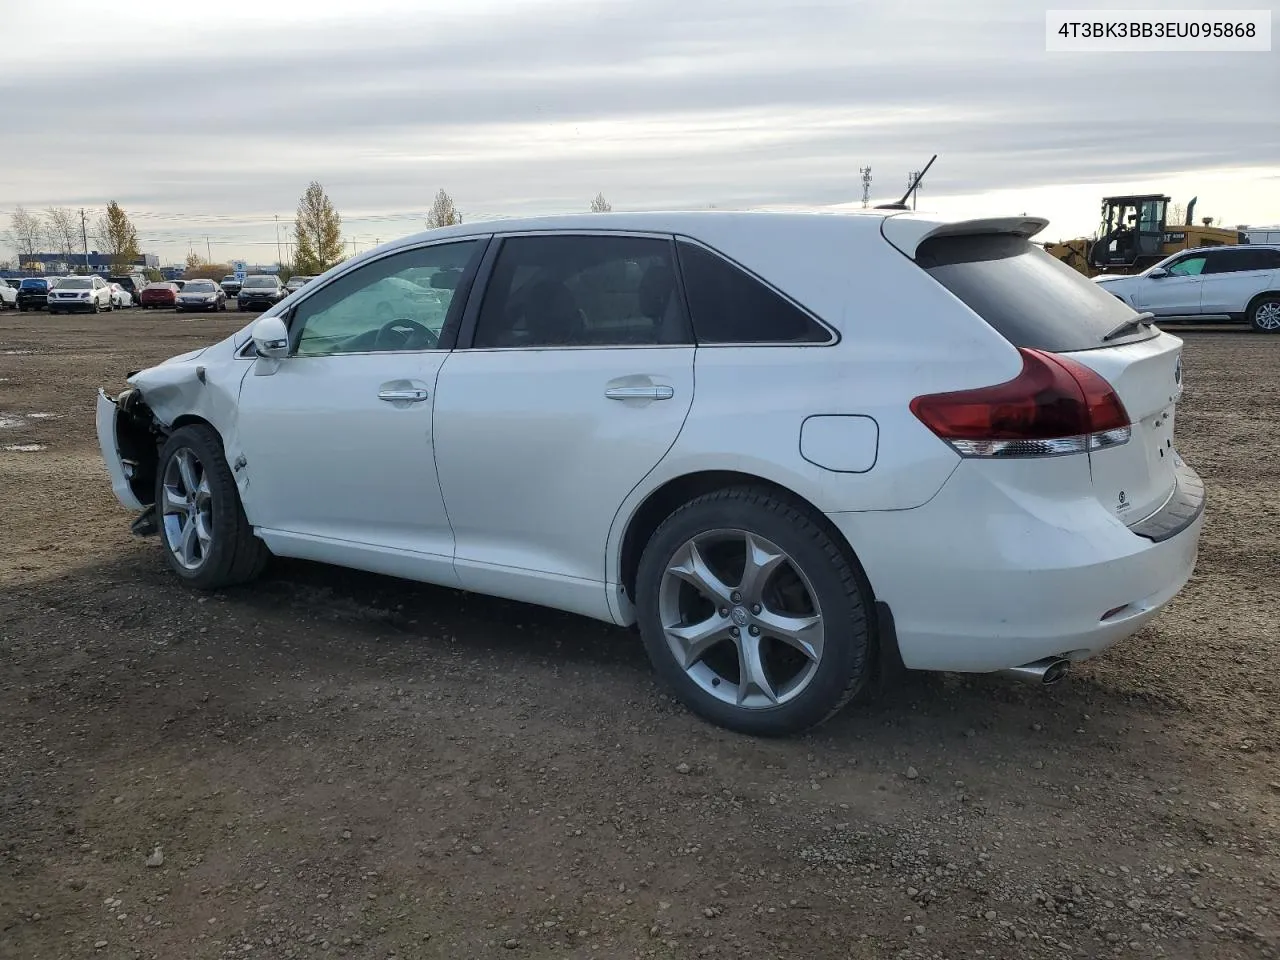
96, 211, 1205, 735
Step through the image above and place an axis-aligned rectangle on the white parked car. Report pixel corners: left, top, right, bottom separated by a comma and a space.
48, 275, 114, 314
1094, 245, 1280, 332
109, 283, 134, 309
0, 280, 16, 309
95, 211, 1205, 735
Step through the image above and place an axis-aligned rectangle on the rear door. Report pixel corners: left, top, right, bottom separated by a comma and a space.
432, 232, 694, 619
1131, 253, 1207, 317
915, 231, 1182, 525
1199, 247, 1280, 316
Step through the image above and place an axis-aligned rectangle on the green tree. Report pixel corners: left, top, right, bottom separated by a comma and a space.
590, 192, 612, 213
426, 189, 462, 228
292, 181, 343, 274
94, 202, 142, 274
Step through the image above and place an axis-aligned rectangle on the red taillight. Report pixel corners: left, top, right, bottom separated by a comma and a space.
910, 348, 1131, 458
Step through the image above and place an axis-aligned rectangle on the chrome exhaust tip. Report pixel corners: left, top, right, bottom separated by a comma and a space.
998, 657, 1070, 686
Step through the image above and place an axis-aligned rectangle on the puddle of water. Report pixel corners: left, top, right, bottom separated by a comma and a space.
3, 444, 45, 452
27, 412, 60, 419
0, 416, 23, 428
0, 377, 10, 382
0, 349, 34, 355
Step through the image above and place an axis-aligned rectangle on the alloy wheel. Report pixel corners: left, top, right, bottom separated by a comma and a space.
657, 529, 825, 709
161, 448, 214, 570
1255, 301, 1280, 331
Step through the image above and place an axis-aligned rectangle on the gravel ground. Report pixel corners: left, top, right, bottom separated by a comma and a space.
1, 310, 1277, 960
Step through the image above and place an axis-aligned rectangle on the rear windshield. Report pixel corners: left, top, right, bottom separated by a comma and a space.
916, 234, 1156, 352
20, 279, 48, 290
145, 282, 174, 290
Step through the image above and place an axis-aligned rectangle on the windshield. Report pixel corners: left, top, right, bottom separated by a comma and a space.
243, 277, 277, 288
60, 278, 92, 289
222, 275, 237, 281
20, 279, 48, 289
185, 281, 217, 292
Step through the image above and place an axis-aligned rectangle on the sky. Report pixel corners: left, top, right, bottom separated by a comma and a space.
2, 0, 1277, 265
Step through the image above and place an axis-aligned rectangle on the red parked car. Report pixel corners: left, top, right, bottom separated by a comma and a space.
139, 282, 179, 308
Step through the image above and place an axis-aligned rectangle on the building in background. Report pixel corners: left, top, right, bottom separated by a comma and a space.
17, 251, 160, 275
1241, 226, 1280, 245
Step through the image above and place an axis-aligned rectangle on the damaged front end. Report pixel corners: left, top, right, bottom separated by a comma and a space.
96, 386, 168, 537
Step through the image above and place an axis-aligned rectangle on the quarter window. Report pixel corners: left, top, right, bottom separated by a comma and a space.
291, 240, 481, 357
471, 235, 689, 348
676, 240, 830, 344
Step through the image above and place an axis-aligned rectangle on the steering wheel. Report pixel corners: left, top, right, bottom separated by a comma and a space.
373, 318, 437, 351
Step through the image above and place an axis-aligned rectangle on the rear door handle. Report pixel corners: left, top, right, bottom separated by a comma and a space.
378, 388, 429, 402
605, 385, 674, 401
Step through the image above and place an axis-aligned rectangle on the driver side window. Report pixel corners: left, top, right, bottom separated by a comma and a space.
1167, 255, 1207, 277
292, 240, 481, 357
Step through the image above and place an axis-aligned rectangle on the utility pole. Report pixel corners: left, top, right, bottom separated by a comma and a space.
906, 171, 922, 210
206, 237, 212, 262
860, 167, 873, 208
275, 214, 283, 269
79, 208, 90, 274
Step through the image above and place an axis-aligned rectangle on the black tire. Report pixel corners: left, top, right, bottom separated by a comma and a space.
1248, 294, 1280, 334
635, 486, 872, 736
154, 424, 270, 589
19, 305, 27, 312
92, 299, 100, 314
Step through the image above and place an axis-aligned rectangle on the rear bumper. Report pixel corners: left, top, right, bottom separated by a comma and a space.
826, 456, 1205, 673
96, 389, 145, 511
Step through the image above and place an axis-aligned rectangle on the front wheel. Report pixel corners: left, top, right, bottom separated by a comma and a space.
155, 424, 270, 589
1249, 295, 1280, 333
635, 486, 872, 736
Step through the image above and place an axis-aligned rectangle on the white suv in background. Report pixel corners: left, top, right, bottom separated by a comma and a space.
95, 211, 1204, 736
48, 275, 115, 314
1094, 245, 1280, 332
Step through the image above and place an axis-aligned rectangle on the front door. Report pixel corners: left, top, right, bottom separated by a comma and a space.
235, 238, 485, 579
1133, 253, 1207, 317
432, 232, 695, 620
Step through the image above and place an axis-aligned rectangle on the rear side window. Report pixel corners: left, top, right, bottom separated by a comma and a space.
676, 240, 831, 344
1206, 248, 1280, 272
916, 233, 1153, 352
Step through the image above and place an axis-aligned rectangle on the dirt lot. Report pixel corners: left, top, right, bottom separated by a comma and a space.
1, 309, 1277, 960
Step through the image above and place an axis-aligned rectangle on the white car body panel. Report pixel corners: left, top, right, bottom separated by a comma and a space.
235, 351, 459, 586
93, 209, 1205, 679
0, 283, 16, 307
433, 345, 696, 622
95, 389, 145, 510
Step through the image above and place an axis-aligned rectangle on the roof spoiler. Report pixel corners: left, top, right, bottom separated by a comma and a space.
880, 214, 1050, 258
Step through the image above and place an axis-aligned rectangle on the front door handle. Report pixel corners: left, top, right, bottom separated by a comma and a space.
378, 388, 429, 402
605, 384, 674, 401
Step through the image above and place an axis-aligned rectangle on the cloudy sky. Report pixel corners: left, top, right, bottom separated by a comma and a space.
3, 0, 1277, 264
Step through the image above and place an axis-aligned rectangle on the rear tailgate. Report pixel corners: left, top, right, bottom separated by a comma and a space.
905, 221, 1187, 530
1059, 333, 1183, 523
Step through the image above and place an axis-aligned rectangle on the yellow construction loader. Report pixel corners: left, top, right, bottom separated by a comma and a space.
1046, 194, 1247, 277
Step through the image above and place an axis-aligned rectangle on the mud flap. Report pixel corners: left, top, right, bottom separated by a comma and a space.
130, 505, 159, 538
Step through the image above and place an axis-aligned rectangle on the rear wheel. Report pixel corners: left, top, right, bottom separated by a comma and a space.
635, 486, 872, 736
155, 424, 269, 589
1249, 295, 1280, 333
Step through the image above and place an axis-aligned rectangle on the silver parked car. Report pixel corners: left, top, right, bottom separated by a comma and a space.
1094, 245, 1280, 332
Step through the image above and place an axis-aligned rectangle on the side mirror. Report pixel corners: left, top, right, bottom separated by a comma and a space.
1148, 268, 1169, 279
251, 315, 290, 359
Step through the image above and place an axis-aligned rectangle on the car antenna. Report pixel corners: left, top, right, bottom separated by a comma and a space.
875, 154, 937, 211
